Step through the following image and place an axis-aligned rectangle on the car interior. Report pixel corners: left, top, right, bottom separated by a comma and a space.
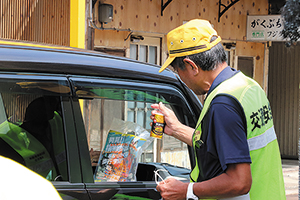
0, 76, 192, 184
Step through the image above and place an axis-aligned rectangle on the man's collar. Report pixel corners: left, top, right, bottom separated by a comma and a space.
207, 66, 239, 96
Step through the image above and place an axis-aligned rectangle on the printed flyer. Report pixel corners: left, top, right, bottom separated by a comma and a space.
94, 118, 153, 182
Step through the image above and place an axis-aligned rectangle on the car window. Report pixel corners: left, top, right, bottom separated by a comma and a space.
0, 74, 70, 181
71, 77, 194, 182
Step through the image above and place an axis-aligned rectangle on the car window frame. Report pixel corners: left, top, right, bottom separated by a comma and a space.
68, 75, 199, 199
0, 72, 89, 198
0, 71, 200, 199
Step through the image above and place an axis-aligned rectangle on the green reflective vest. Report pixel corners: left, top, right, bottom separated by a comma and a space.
0, 120, 57, 179
190, 72, 286, 200
0, 112, 67, 181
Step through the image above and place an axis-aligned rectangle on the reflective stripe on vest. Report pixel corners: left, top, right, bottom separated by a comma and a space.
247, 126, 276, 151
191, 72, 286, 200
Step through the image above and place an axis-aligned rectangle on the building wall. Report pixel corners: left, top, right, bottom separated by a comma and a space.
0, 0, 70, 46
93, 0, 269, 87
235, 41, 267, 91
94, 0, 268, 40
268, 42, 300, 158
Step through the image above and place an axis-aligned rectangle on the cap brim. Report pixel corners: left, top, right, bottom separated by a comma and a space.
159, 56, 175, 73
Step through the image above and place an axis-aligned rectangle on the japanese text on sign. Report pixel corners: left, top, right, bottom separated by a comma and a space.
247, 15, 285, 41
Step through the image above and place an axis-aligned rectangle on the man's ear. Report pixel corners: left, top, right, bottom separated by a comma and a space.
183, 58, 199, 75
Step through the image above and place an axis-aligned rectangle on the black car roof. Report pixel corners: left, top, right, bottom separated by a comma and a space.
0, 39, 177, 84
0, 39, 202, 115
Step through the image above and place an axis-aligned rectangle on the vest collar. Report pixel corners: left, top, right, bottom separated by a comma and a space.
206, 66, 239, 97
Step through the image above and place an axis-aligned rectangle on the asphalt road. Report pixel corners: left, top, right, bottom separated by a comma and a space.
282, 159, 298, 200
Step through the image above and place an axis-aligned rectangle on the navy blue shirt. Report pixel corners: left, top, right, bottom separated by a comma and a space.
195, 67, 251, 182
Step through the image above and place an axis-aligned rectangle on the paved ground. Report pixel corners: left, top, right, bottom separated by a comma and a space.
282, 159, 298, 200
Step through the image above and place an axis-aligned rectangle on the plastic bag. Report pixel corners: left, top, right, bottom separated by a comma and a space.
94, 118, 154, 182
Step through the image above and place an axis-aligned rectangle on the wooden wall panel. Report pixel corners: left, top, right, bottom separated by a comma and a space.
95, 0, 268, 40
236, 41, 265, 87
0, 0, 70, 46
94, 30, 129, 48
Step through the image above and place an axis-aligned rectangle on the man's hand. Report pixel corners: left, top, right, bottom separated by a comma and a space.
156, 178, 188, 200
150, 102, 194, 146
89, 148, 101, 166
151, 102, 181, 137
156, 163, 251, 200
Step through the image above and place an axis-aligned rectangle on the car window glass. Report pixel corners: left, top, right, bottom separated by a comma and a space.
72, 78, 193, 182
0, 75, 69, 181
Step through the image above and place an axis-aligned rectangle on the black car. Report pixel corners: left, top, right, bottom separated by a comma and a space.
0, 39, 201, 200
137, 162, 191, 182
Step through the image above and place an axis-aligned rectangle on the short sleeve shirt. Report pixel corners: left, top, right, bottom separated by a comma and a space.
195, 67, 252, 182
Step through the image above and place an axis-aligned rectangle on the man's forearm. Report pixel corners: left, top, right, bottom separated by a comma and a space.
172, 124, 194, 146
193, 163, 252, 199
156, 163, 251, 200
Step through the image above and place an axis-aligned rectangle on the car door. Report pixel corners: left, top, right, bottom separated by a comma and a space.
0, 73, 90, 200
69, 76, 200, 200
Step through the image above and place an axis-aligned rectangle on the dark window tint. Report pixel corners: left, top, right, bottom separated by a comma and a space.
0, 74, 69, 181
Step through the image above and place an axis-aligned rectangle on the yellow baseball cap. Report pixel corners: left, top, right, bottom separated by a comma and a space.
159, 19, 221, 73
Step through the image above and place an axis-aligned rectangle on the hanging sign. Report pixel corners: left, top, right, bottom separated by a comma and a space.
246, 15, 285, 41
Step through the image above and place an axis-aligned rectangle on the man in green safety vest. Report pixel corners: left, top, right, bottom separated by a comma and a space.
152, 19, 286, 200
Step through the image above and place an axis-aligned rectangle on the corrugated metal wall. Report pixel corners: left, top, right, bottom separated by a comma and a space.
268, 42, 300, 158
0, 0, 70, 46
